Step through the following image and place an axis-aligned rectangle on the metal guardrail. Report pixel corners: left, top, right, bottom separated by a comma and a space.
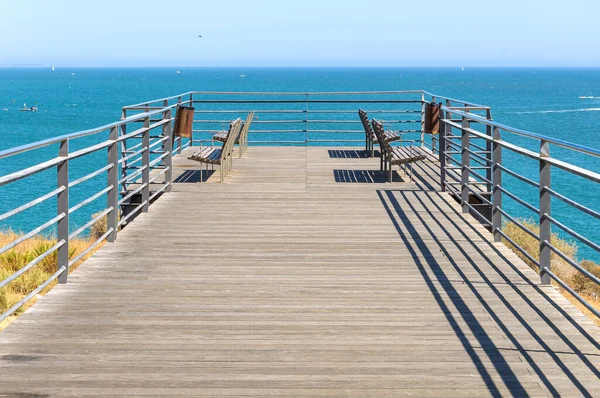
122, 91, 483, 148
1, 89, 598, 323
438, 105, 600, 318
0, 106, 174, 323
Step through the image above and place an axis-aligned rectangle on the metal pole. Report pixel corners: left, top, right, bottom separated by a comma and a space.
539, 140, 551, 285
485, 109, 493, 194
107, 126, 119, 242
57, 139, 69, 284
420, 92, 425, 147
142, 117, 150, 212
178, 96, 184, 153
439, 110, 447, 192
119, 109, 128, 195
431, 96, 437, 154
461, 116, 470, 213
492, 127, 502, 242
164, 108, 173, 192
305, 94, 309, 145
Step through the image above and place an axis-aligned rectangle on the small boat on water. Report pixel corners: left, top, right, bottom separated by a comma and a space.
19, 103, 38, 112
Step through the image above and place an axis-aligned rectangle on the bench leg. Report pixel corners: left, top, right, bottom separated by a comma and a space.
388, 162, 393, 183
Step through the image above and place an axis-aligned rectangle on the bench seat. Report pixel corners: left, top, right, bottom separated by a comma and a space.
189, 147, 223, 164
390, 146, 427, 165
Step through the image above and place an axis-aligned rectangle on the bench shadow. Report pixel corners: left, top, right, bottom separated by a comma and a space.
328, 149, 377, 158
174, 169, 215, 183
377, 189, 599, 397
333, 169, 405, 183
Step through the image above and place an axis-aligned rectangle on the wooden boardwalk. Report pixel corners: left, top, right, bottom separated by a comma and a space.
1, 147, 599, 397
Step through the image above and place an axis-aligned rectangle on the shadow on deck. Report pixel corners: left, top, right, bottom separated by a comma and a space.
0, 146, 598, 397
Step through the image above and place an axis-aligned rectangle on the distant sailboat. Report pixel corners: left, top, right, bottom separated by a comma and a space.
51, 66, 55, 71
176, 70, 181, 74
461, 66, 465, 71
19, 103, 38, 112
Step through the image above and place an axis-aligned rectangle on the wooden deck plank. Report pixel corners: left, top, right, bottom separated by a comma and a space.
0, 146, 598, 397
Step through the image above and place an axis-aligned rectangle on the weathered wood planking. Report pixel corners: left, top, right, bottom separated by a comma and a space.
0, 147, 599, 397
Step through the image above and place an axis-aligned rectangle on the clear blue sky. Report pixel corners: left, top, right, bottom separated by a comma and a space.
2, 0, 599, 67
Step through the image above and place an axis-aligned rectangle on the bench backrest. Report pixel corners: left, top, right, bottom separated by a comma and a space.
371, 119, 390, 152
221, 118, 242, 161
241, 111, 254, 139
358, 109, 374, 139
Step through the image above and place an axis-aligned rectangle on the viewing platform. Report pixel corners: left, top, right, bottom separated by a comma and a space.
0, 91, 599, 397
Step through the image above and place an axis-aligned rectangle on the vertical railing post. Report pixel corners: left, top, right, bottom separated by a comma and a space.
461, 116, 470, 213
57, 139, 69, 284
164, 108, 173, 192
177, 96, 184, 152
162, 99, 169, 156
539, 140, 551, 285
492, 127, 502, 242
431, 96, 437, 154
439, 109, 447, 192
119, 109, 128, 195
142, 116, 150, 212
485, 109, 493, 194
107, 126, 119, 242
305, 94, 309, 145
420, 92, 425, 147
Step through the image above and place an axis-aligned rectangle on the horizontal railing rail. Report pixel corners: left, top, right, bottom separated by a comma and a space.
2, 88, 598, 326
0, 105, 174, 323
438, 105, 600, 319
182, 91, 435, 146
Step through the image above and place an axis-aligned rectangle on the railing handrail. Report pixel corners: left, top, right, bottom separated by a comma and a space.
422, 90, 490, 109
442, 106, 600, 158
0, 107, 172, 160
2, 88, 599, 325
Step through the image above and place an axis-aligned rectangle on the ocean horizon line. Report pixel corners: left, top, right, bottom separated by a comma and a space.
2, 65, 600, 69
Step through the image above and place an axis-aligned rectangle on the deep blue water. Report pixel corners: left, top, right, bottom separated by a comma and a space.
1, 67, 599, 261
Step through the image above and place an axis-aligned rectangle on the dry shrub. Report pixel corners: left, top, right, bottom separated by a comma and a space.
502, 219, 600, 324
0, 222, 105, 331
502, 219, 579, 282
89, 211, 108, 240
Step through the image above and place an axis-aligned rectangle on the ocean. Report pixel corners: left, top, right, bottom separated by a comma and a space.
1, 67, 599, 261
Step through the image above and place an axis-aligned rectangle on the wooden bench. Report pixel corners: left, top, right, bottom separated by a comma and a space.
189, 118, 242, 182
358, 109, 400, 157
372, 119, 427, 182
213, 112, 254, 158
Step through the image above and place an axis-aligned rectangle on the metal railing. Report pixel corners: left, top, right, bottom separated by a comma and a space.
1, 89, 598, 323
122, 90, 482, 148
438, 105, 600, 318
0, 105, 174, 323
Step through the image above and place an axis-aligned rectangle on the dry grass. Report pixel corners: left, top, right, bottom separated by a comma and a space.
0, 231, 104, 331
503, 219, 600, 326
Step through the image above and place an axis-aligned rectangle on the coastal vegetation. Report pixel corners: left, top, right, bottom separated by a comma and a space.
503, 219, 600, 325
0, 216, 107, 331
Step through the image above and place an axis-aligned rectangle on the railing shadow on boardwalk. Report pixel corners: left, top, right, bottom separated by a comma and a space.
378, 189, 600, 397
333, 169, 404, 183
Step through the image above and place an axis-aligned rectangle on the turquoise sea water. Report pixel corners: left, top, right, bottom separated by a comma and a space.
1, 67, 600, 261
